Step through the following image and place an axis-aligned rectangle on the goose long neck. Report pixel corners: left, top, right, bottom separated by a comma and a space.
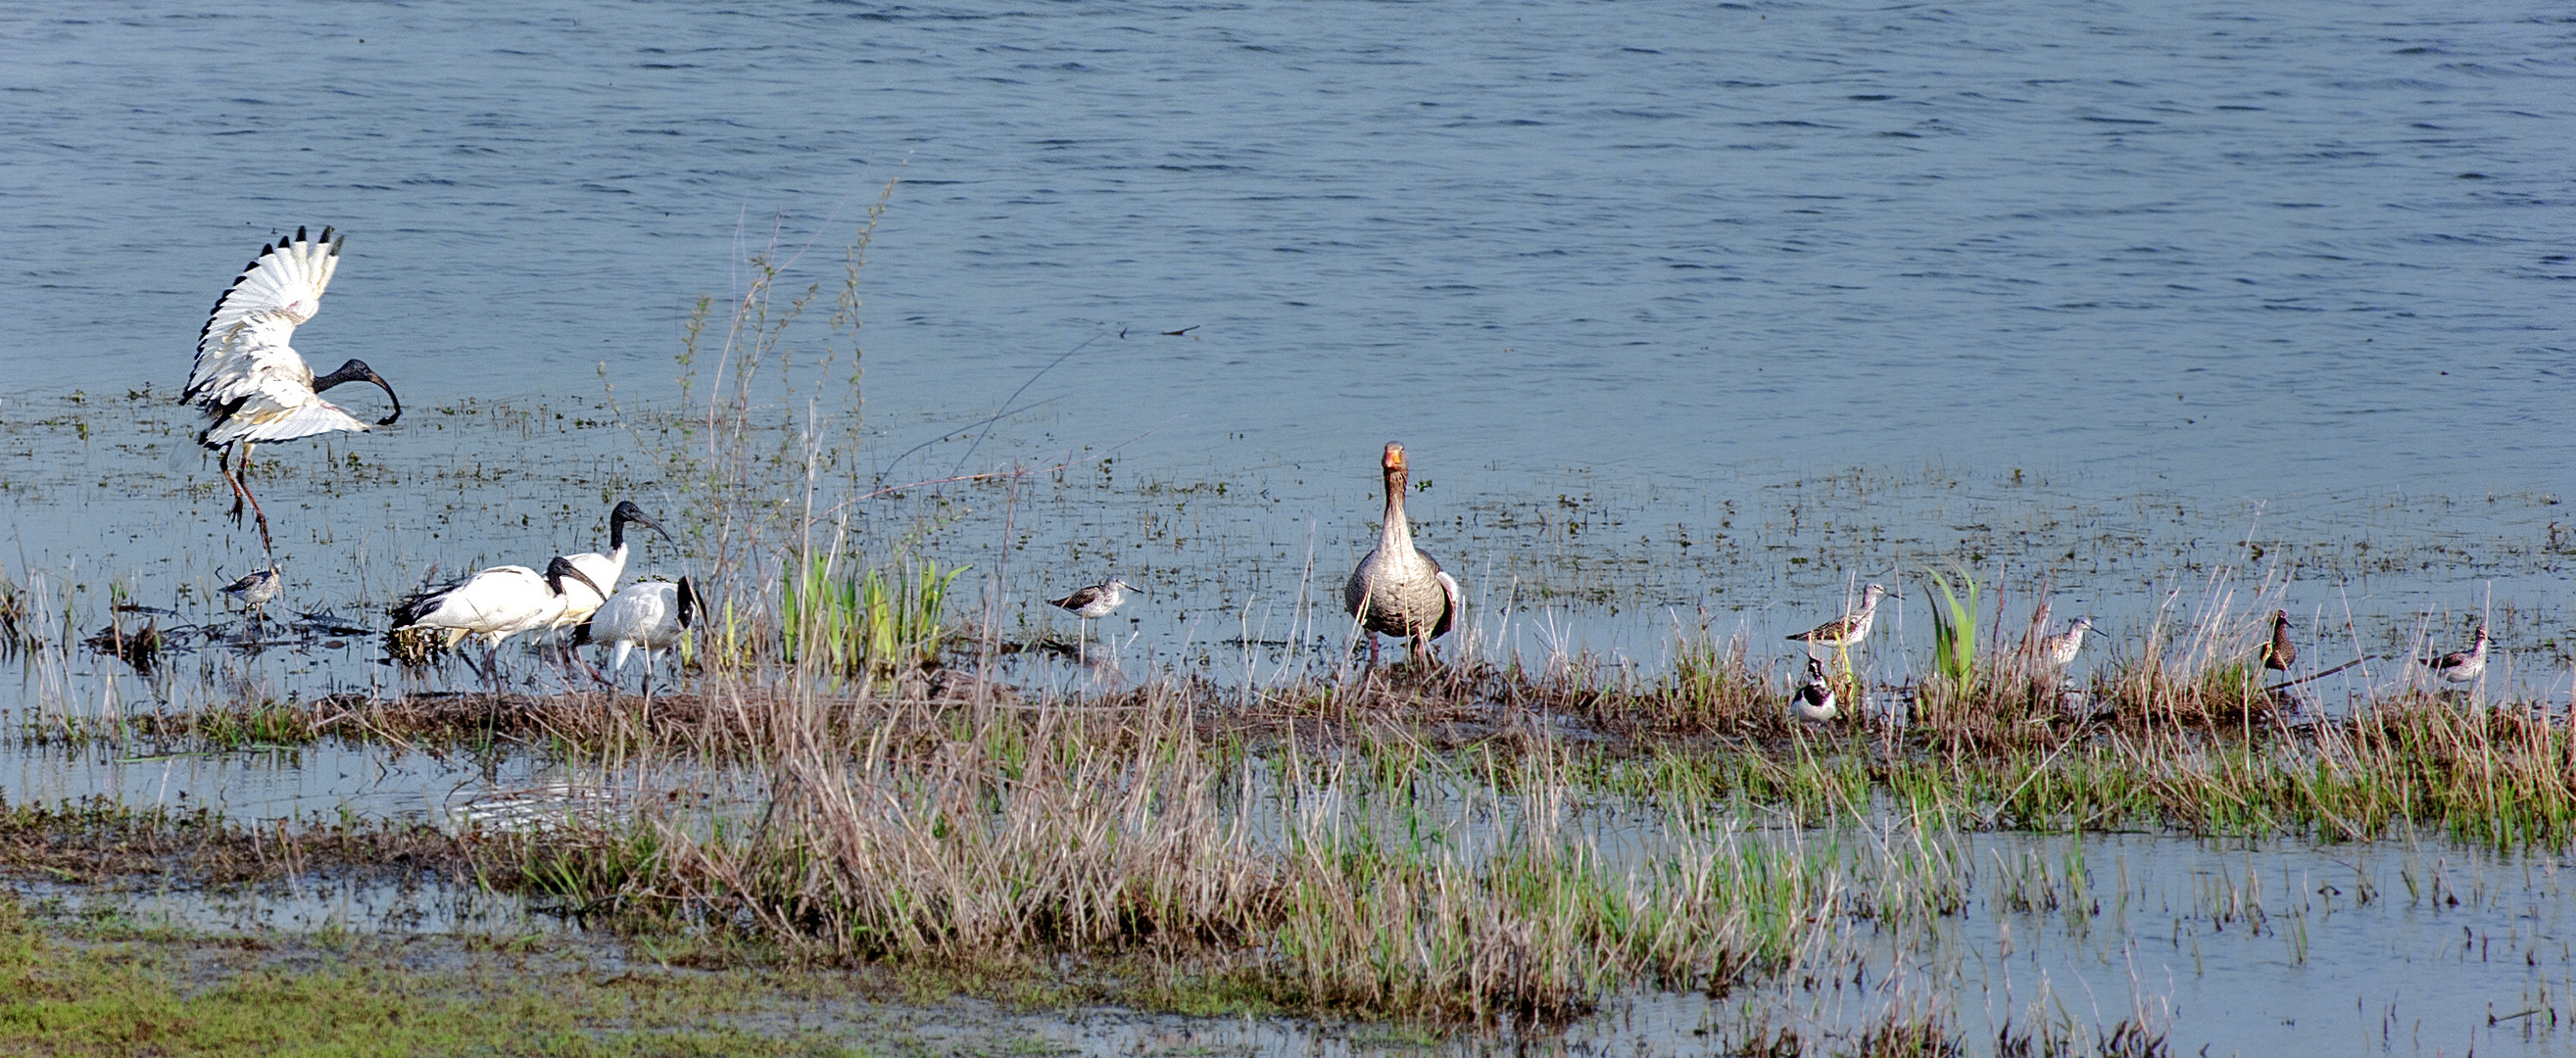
1381, 464, 1412, 551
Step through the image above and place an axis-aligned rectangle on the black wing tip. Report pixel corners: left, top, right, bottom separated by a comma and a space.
388, 591, 437, 629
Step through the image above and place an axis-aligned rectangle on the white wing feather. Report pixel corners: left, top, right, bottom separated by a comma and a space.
186, 226, 345, 410
199, 380, 372, 447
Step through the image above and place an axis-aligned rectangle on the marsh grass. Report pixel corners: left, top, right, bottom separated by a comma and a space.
456, 681, 1970, 1025
0, 563, 30, 656
783, 551, 965, 682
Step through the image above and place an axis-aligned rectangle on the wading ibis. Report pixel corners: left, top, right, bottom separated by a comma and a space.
185, 226, 401, 553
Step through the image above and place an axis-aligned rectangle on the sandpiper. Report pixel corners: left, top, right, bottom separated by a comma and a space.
2038, 617, 2094, 669
2427, 622, 2489, 684
2260, 609, 2296, 671
1786, 582, 1896, 677
1792, 654, 1838, 723
1048, 578, 1139, 619
1049, 578, 1140, 664
219, 565, 281, 622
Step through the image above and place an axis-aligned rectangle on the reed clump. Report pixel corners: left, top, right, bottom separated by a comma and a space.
1629, 621, 1775, 735
782, 552, 965, 683
454, 676, 1965, 1025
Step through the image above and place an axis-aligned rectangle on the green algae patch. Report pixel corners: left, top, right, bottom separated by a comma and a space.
0, 896, 866, 1057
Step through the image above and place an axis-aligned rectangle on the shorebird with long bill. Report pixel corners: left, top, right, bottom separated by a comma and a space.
1343, 442, 1461, 666
2038, 617, 2094, 669
185, 226, 401, 553
1048, 577, 1139, 664
2260, 610, 2297, 671
1787, 582, 1896, 679
219, 565, 281, 625
2427, 623, 2489, 684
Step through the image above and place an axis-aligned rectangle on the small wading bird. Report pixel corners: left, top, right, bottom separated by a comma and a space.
1343, 442, 1461, 666
185, 226, 401, 553
2426, 623, 2490, 684
2260, 610, 2297, 671
580, 577, 703, 685
2038, 617, 2094, 669
1792, 654, 1838, 723
548, 502, 672, 636
390, 556, 604, 685
1048, 577, 1140, 663
1787, 582, 1896, 678
219, 565, 280, 623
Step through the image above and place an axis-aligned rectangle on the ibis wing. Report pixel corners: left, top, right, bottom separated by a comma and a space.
187, 227, 345, 407
199, 376, 372, 447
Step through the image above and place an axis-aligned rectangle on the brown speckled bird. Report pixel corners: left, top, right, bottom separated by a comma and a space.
2260, 610, 2296, 671
2427, 623, 2489, 683
1787, 582, 1896, 679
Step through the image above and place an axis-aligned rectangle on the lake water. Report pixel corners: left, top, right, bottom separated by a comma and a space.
3, 0, 2567, 499
2, 1, 2572, 1053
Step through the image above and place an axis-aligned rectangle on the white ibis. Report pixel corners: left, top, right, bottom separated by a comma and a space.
581, 577, 702, 681
390, 556, 604, 683
1792, 655, 1838, 723
2038, 617, 2094, 669
2427, 623, 2490, 683
2260, 610, 2296, 671
219, 565, 281, 623
1048, 577, 1139, 664
185, 226, 401, 553
548, 502, 671, 634
1342, 442, 1461, 665
1787, 582, 1896, 678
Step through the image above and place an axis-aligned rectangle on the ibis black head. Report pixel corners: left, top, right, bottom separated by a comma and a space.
608, 502, 672, 549
313, 359, 402, 426
676, 576, 702, 631
544, 555, 606, 601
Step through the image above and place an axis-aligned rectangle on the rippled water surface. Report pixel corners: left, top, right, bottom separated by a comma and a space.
3, 1, 2568, 498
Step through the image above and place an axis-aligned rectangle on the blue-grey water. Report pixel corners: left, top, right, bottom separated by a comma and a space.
3, 1, 2568, 498
2, 1, 2573, 1053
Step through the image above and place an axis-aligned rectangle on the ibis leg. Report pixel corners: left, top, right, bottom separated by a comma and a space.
218, 444, 275, 553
